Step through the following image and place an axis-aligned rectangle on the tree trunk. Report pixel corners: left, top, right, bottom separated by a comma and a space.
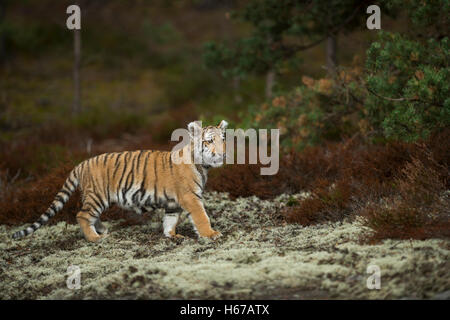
326, 35, 337, 75
0, 0, 5, 63
73, 28, 81, 114
265, 70, 275, 99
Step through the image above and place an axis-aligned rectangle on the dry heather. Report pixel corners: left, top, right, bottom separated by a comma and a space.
1, 192, 449, 300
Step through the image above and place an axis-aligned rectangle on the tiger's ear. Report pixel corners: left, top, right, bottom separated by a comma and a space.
218, 120, 228, 130
188, 121, 202, 139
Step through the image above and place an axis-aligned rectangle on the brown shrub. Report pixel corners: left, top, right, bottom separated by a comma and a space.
361, 156, 450, 242
207, 145, 342, 200
207, 163, 283, 199
283, 179, 354, 225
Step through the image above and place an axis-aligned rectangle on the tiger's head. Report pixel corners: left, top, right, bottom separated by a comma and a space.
188, 120, 228, 168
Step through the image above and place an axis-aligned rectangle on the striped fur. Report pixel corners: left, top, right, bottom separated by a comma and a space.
12, 120, 228, 242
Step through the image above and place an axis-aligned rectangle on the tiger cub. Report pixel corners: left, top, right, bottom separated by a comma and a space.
12, 120, 228, 242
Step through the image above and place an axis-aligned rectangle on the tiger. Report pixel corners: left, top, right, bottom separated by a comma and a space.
12, 120, 228, 243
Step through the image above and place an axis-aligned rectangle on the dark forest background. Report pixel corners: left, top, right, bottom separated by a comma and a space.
0, 0, 448, 242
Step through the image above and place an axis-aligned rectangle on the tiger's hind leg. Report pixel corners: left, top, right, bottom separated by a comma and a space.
76, 210, 106, 242
76, 194, 109, 242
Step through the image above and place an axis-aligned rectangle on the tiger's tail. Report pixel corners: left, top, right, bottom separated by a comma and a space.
12, 168, 79, 240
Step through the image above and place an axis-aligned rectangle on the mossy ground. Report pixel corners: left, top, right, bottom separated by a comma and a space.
1, 192, 449, 300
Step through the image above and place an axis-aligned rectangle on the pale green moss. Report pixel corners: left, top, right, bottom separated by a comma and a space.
0, 192, 448, 299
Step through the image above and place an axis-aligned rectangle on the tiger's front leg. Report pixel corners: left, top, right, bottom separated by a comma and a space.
178, 195, 221, 239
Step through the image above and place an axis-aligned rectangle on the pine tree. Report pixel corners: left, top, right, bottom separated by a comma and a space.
204, 0, 379, 93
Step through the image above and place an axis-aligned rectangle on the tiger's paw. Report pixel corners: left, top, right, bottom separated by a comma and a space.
166, 229, 185, 239
85, 233, 109, 243
202, 230, 222, 240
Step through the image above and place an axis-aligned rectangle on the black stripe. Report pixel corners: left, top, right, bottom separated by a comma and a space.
154, 152, 159, 204
122, 153, 137, 204
163, 189, 169, 201
106, 157, 111, 205
112, 153, 123, 178
91, 176, 98, 195
63, 182, 71, 191
38, 216, 49, 225
88, 210, 99, 218
161, 152, 166, 170
140, 190, 149, 206
169, 152, 174, 175
136, 150, 144, 173
140, 151, 151, 193
194, 179, 203, 191
192, 191, 202, 200
117, 152, 131, 202
118, 153, 131, 187
60, 189, 71, 197
104, 158, 111, 206
131, 189, 141, 205
128, 152, 138, 189
103, 153, 110, 166
114, 152, 121, 166
94, 191, 107, 209
89, 195, 104, 212
55, 195, 65, 204
66, 179, 74, 191
68, 173, 77, 187
199, 168, 206, 186
83, 203, 101, 216
79, 161, 86, 174
46, 208, 55, 217
49, 203, 58, 213
194, 164, 205, 188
